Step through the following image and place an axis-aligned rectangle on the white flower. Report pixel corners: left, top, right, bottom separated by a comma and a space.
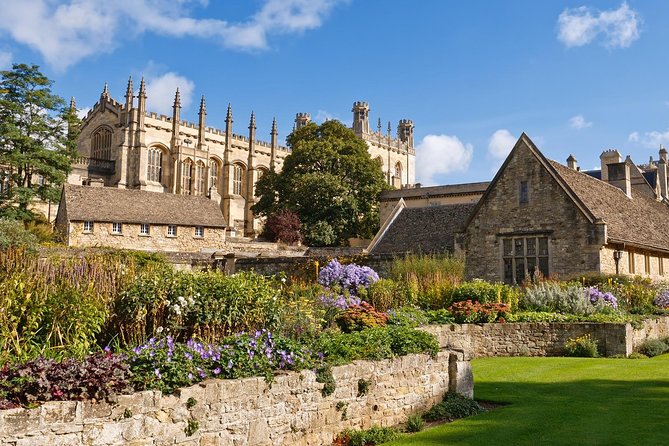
156, 326, 164, 333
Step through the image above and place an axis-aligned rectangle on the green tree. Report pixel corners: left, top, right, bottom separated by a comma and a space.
0, 63, 78, 220
253, 120, 389, 246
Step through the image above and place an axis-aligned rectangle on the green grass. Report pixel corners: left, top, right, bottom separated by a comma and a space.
386, 355, 669, 445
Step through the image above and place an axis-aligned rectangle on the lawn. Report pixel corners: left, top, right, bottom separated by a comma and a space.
387, 354, 669, 445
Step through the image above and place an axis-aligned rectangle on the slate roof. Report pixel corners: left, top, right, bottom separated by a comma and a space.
549, 160, 669, 252
369, 203, 476, 254
380, 182, 489, 201
61, 184, 227, 228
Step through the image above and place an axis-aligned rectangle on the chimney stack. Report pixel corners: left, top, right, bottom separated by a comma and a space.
567, 154, 578, 170
600, 149, 622, 182
606, 156, 632, 198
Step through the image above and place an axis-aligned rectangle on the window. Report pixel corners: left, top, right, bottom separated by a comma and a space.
628, 251, 635, 274
147, 147, 163, 182
112, 222, 122, 234
167, 225, 177, 237
37, 175, 45, 186
519, 181, 529, 204
502, 236, 549, 284
91, 127, 112, 160
645, 254, 651, 275
195, 162, 206, 196
83, 221, 94, 233
194, 226, 204, 238
182, 160, 193, 195
140, 224, 150, 236
209, 160, 219, 191
660, 257, 665, 276
233, 164, 245, 195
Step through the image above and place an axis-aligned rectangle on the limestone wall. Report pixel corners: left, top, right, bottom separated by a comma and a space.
631, 316, 669, 348
0, 351, 471, 446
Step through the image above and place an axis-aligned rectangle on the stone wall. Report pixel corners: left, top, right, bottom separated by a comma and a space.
0, 351, 471, 446
421, 317, 669, 359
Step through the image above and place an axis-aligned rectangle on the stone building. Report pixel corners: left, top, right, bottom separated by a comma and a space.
463, 134, 669, 283
55, 183, 227, 252
70, 80, 415, 238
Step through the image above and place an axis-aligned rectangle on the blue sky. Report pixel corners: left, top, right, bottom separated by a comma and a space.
1, 0, 668, 185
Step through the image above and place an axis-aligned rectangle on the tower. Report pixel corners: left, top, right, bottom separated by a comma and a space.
397, 119, 414, 149
294, 113, 311, 130
352, 101, 370, 135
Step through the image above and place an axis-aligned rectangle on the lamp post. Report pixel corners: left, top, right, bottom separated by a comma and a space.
613, 250, 623, 275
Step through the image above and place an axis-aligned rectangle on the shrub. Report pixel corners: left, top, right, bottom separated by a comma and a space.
522, 282, 602, 315
564, 334, 599, 357
318, 258, 379, 296
278, 284, 326, 340
0, 218, 39, 251
422, 392, 485, 422
447, 300, 509, 323
425, 308, 456, 324
406, 414, 425, 433
637, 339, 669, 357
449, 280, 520, 310
0, 351, 132, 409
334, 426, 399, 446
367, 278, 415, 311
387, 306, 429, 327
335, 302, 388, 333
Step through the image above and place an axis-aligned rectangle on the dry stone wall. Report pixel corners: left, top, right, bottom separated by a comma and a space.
0, 351, 471, 446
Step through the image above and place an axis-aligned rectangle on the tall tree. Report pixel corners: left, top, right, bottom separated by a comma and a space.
254, 120, 389, 246
0, 63, 78, 220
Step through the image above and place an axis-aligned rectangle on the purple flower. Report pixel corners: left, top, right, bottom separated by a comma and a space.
654, 290, 669, 308
317, 258, 379, 296
213, 367, 221, 375
154, 368, 161, 379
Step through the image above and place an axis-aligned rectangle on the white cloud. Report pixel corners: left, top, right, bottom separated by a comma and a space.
568, 114, 593, 129
416, 134, 473, 186
557, 2, 641, 49
628, 131, 639, 142
76, 107, 91, 119
0, 0, 345, 71
145, 72, 195, 116
488, 129, 517, 160
632, 128, 669, 148
0, 51, 12, 69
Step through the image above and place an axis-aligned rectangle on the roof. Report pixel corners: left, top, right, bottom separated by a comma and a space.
61, 184, 227, 228
548, 161, 669, 252
369, 203, 476, 254
380, 182, 489, 201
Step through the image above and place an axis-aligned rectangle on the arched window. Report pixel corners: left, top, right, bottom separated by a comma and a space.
257, 167, 268, 181
91, 127, 112, 160
194, 161, 206, 196
147, 147, 163, 182
233, 163, 245, 195
182, 159, 193, 195
395, 162, 402, 180
209, 160, 219, 192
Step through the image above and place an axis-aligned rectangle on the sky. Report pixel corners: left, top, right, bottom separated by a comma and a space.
1, 0, 669, 186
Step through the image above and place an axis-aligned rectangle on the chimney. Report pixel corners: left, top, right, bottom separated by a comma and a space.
566, 154, 578, 170
607, 157, 632, 198
660, 145, 668, 163
659, 157, 668, 201
600, 149, 622, 182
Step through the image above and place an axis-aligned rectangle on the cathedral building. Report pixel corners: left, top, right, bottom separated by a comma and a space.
70, 78, 416, 237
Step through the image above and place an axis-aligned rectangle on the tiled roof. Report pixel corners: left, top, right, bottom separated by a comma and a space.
61, 185, 227, 228
369, 203, 476, 254
380, 182, 489, 201
549, 161, 669, 251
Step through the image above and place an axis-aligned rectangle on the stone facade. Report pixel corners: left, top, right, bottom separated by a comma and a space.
0, 351, 471, 446
71, 84, 415, 238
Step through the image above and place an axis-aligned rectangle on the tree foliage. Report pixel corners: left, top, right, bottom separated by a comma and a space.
0, 63, 78, 220
253, 120, 388, 246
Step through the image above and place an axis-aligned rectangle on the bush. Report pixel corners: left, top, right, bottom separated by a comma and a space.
448, 300, 509, 323
334, 427, 399, 446
422, 392, 485, 422
0, 218, 39, 251
637, 339, 669, 357
387, 306, 429, 327
425, 308, 456, 324
278, 283, 326, 340
0, 351, 132, 409
564, 334, 599, 357
318, 258, 379, 296
406, 414, 425, 433
522, 282, 603, 315
449, 280, 520, 310
263, 210, 303, 245
336, 302, 388, 333
367, 278, 415, 311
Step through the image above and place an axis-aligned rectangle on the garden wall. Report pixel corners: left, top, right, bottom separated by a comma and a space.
422, 316, 669, 359
0, 351, 472, 446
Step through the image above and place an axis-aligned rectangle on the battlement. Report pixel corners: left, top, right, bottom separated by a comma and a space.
296, 112, 311, 119
352, 101, 369, 109
399, 119, 414, 126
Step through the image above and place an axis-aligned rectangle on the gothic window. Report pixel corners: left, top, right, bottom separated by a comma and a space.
194, 161, 206, 196
502, 236, 549, 284
257, 167, 268, 181
519, 181, 529, 205
233, 163, 245, 195
182, 159, 193, 195
209, 160, 219, 192
394, 162, 402, 179
91, 127, 113, 160
147, 147, 163, 183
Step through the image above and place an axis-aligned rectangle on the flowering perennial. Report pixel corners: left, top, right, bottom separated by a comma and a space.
318, 259, 379, 296
587, 287, 618, 309
654, 290, 669, 309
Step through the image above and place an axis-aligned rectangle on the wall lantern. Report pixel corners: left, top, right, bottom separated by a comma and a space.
613, 250, 623, 275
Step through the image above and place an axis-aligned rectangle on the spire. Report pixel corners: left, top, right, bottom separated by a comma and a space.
226, 103, 233, 122
69, 97, 76, 112
271, 117, 278, 135
101, 83, 110, 100
199, 95, 206, 116
270, 117, 278, 170
124, 76, 133, 110
173, 88, 181, 109
198, 95, 207, 151
377, 118, 382, 134
249, 111, 256, 130
138, 77, 147, 98
387, 121, 392, 136
137, 76, 147, 116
